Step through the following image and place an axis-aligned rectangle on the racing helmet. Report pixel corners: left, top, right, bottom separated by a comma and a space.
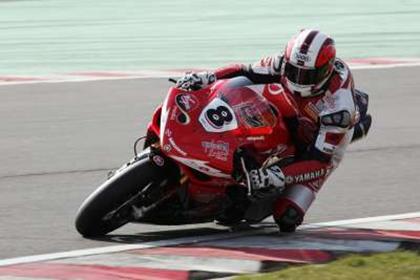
282, 29, 336, 97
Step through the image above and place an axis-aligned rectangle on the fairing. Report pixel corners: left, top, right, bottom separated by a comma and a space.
157, 77, 291, 178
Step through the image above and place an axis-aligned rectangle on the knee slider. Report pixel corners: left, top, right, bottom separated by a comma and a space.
273, 184, 316, 231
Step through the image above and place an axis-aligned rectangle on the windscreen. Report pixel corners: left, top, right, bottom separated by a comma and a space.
214, 78, 277, 131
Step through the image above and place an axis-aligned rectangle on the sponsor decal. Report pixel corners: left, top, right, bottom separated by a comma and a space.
201, 140, 230, 161
246, 136, 265, 141
163, 130, 186, 155
304, 93, 335, 121
286, 169, 325, 184
304, 102, 321, 121
175, 93, 199, 112
238, 105, 264, 128
268, 83, 284, 95
174, 93, 198, 125
170, 155, 230, 178
163, 129, 187, 156
294, 52, 311, 62
152, 155, 165, 167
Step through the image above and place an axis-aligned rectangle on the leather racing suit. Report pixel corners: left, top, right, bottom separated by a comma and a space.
210, 55, 367, 231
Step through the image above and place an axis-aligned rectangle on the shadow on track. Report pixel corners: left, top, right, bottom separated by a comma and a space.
89, 221, 277, 244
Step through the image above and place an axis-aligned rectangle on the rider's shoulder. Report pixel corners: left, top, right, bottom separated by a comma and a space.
327, 58, 353, 95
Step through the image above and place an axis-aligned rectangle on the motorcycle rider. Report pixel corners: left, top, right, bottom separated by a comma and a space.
176, 29, 371, 232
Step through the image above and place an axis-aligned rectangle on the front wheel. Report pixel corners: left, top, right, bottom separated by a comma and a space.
75, 152, 176, 237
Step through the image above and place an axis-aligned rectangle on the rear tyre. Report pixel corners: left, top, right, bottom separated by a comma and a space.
75, 155, 170, 237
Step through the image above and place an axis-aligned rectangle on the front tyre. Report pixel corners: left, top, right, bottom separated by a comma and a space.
75, 153, 174, 237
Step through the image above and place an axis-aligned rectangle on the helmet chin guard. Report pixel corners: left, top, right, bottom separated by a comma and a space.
284, 73, 331, 97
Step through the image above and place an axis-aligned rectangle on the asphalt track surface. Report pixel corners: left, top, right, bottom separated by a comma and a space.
1, 66, 419, 259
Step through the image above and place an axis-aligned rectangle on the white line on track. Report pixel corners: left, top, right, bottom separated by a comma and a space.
350, 62, 420, 70
0, 75, 167, 87
0, 211, 419, 267
303, 211, 420, 228
1, 62, 420, 87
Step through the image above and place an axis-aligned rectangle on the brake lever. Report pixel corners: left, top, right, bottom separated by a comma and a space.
168, 78, 177, 84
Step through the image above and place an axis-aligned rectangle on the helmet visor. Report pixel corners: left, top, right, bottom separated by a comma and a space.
285, 62, 330, 86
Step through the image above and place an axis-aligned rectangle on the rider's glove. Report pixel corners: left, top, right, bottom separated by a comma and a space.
176, 71, 216, 91
248, 165, 286, 191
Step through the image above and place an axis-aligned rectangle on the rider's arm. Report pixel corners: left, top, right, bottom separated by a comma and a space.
278, 87, 358, 190
214, 55, 283, 84
176, 55, 283, 90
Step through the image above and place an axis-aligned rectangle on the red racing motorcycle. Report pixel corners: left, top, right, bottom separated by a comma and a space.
75, 77, 370, 237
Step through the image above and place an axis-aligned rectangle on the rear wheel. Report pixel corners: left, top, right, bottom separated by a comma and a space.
75, 152, 176, 237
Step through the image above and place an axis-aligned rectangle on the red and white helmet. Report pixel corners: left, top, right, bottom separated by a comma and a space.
282, 29, 336, 97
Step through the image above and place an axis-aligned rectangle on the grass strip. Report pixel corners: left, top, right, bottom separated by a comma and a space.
236, 251, 420, 280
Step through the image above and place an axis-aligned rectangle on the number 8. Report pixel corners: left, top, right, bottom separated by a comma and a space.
206, 106, 233, 128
